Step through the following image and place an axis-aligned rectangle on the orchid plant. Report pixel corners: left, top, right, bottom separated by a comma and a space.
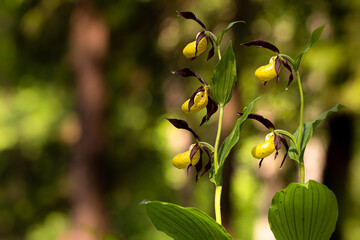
142, 11, 342, 240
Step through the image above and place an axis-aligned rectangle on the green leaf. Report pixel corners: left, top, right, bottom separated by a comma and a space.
288, 104, 344, 163
311, 104, 344, 129
294, 25, 325, 70
210, 42, 237, 106
142, 201, 232, 240
210, 97, 259, 185
268, 180, 338, 240
216, 21, 244, 46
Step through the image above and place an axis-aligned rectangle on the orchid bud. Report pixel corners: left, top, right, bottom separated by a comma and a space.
182, 90, 208, 114
255, 56, 279, 83
252, 132, 276, 159
182, 36, 208, 59
172, 144, 201, 169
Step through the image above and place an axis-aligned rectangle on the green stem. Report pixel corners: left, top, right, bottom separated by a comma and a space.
300, 162, 305, 184
213, 105, 224, 224
213, 47, 224, 225
296, 70, 305, 183
213, 105, 224, 172
297, 71, 304, 143
215, 185, 223, 225
217, 47, 221, 60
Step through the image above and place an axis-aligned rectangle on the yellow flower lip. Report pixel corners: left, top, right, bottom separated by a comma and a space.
182, 36, 208, 59
255, 56, 279, 83
251, 132, 275, 159
182, 90, 208, 114
172, 144, 201, 169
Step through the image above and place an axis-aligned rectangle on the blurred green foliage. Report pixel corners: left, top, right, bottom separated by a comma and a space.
0, 0, 359, 239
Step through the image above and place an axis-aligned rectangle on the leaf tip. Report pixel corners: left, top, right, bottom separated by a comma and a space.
139, 200, 150, 205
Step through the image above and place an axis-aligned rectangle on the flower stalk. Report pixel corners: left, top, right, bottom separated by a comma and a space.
296, 70, 305, 183
300, 162, 305, 184
274, 129, 299, 151
215, 185, 223, 225
213, 105, 224, 224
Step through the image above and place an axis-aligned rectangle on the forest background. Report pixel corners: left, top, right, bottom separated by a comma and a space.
0, 0, 360, 239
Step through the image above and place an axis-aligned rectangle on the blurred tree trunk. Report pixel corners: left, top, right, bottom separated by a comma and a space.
324, 114, 354, 240
221, 88, 240, 232
63, 1, 109, 239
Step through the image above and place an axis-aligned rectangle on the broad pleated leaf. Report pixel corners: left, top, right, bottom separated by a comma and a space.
268, 180, 338, 240
288, 104, 344, 163
209, 97, 259, 185
143, 201, 232, 240
210, 42, 237, 106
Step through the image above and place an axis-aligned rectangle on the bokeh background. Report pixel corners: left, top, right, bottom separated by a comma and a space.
0, 0, 360, 239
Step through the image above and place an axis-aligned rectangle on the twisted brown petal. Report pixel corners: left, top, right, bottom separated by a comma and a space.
166, 118, 201, 141
172, 68, 208, 85
177, 11, 207, 30
237, 113, 276, 130
241, 40, 280, 53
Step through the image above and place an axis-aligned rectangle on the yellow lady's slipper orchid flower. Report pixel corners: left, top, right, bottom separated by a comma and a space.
182, 90, 208, 114
177, 11, 215, 60
182, 37, 208, 59
172, 144, 201, 169
255, 56, 279, 83
252, 132, 276, 159
243, 40, 294, 86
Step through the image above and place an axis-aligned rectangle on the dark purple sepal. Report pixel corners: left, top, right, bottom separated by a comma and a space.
274, 133, 282, 160
187, 165, 193, 176
281, 58, 294, 87
201, 145, 213, 159
206, 35, 215, 61
237, 113, 275, 130
274, 133, 282, 151
199, 159, 211, 178
199, 145, 213, 177
199, 150, 212, 177
190, 143, 200, 162
280, 152, 288, 168
194, 149, 203, 182
278, 133, 289, 168
200, 117, 206, 126
200, 93, 218, 126
177, 11, 207, 30
195, 32, 207, 57
166, 118, 201, 141
275, 57, 281, 74
241, 40, 280, 53
274, 151, 279, 161
187, 86, 205, 111
259, 158, 264, 168
172, 68, 208, 85
188, 93, 196, 111
275, 57, 281, 83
